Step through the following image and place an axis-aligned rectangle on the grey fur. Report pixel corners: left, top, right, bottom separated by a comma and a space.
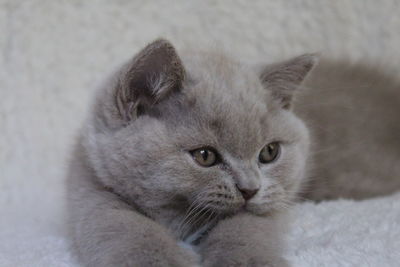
296, 59, 400, 200
68, 38, 400, 266
67, 39, 315, 266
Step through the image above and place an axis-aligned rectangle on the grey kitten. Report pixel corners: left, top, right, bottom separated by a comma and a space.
66, 39, 316, 266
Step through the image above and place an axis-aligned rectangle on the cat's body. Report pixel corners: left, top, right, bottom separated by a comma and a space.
297, 60, 400, 200
67, 39, 400, 266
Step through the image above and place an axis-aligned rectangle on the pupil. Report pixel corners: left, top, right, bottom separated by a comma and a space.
201, 150, 208, 161
268, 144, 274, 154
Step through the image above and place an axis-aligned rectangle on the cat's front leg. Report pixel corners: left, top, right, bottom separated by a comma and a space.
199, 212, 290, 267
71, 201, 201, 267
69, 186, 200, 267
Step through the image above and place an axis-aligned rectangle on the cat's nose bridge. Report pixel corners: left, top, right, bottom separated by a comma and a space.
233, 164, 261, 192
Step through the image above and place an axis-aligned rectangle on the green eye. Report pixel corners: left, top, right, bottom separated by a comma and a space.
259, 142, 280, 164
190, 148, 218, 167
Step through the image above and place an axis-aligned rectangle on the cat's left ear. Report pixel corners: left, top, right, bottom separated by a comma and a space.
258, 54, 318, 109
117, 39, 185, 121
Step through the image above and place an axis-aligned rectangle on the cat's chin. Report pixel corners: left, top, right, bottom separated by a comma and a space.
207, 202, 269, 217
210, 203, 266, 217
243, 202, 276, 216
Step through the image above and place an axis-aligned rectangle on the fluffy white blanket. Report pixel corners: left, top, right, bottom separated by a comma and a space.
1, 1, 399, 266
2, 193, 400, 266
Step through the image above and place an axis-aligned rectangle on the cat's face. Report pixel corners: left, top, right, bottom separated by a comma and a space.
84, 40, 315, 222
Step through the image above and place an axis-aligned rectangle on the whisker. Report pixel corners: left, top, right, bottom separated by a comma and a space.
181, 203, 211, 240
178, 199, 203, 238
178, 192, 208, 236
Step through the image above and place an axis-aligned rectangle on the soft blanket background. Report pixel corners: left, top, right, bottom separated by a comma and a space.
1, 1, 399, 266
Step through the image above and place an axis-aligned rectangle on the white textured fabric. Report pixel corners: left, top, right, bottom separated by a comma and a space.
1, 1, 399, 266
2, 193, 400, 267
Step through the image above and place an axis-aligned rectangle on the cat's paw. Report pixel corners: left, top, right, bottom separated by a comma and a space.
202, 254, 289, 267
178, 241, 201, 266
199, 212, 291, 267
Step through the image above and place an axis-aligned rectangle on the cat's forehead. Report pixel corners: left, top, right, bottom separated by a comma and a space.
182, 51, 269, 112
183, 51, 259, 90
177, 52, 276, 157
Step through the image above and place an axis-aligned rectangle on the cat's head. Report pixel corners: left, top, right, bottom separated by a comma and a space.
83, 39, 316, 220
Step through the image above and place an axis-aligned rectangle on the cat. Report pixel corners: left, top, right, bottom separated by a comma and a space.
66, 39, 315, 266
66, 38, 400, 266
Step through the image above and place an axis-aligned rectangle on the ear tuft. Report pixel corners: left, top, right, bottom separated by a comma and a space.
260, 54, 318, 109
117, 38, 185, 121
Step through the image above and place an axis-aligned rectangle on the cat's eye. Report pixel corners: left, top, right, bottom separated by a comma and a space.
190, 147, 219, 167
259, 142, 280, 164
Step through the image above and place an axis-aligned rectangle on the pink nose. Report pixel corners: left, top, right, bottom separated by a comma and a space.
236, 185, 258, 200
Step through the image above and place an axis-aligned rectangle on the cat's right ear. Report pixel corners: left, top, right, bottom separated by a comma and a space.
114, 39, 184, 123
